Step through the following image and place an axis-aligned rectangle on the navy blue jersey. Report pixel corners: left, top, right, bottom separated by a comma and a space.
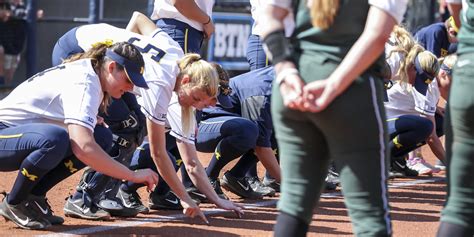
415, 22, 450, 58
202, 66, 275, 147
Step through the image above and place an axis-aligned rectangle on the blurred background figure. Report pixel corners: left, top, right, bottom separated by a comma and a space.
0, 0, 43, 86
0, 0, 11, 85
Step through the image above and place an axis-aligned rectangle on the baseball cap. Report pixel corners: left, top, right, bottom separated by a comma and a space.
212, 63, 233, 108
105, 49, 149, 89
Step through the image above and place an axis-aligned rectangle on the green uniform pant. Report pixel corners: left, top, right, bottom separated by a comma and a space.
440, 52, 474, 229
272, 54, 391, 236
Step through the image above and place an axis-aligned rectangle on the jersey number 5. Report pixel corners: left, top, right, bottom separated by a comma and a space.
128, 37, 166, 63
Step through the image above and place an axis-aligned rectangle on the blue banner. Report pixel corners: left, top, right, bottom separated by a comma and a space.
208, 12, 253, 70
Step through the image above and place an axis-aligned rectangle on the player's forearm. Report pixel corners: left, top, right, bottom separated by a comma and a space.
447, 3, 462, 27
126, 11, 157, 36
147, 119, 193, 203
427, 134, 445, 162
172, 0, 209, 25
255, 146, 281, 182
177, 141, 220, 203
260, 4, 289, 38
426, 115, 445, 162
68, 125, 135, 181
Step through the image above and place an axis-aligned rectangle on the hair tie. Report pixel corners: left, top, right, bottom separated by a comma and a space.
91, 39, 114, 48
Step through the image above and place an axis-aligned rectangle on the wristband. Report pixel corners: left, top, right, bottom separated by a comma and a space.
203, 16, 211, 25
262, 30, 293, 65
276, 68, 299, 85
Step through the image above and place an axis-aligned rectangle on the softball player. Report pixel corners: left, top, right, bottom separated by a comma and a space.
0, 42, 158, 230
260, 0, 407, 236
415, 16, 459, 58
237, 0, 295, 192
437, 0, 474, 235
52, 22, 185, 219
247, 0, 294, 70
413, 17, 458, 170
52, 21, 243, 221
385, 47, 442, 176
116, 89, 244, 216
180, 65, 279, 201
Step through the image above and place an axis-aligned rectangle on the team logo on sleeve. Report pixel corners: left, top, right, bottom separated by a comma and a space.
86, 116, 95, 124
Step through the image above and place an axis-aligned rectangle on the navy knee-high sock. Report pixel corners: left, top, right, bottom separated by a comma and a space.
230, 150, 258, 178
207, 139, 246, 179
8, 160, 50, 205
245, 163, 259, 177
30, 156, 86, 197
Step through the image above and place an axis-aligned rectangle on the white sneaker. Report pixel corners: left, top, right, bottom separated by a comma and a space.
407, 157, 438, 175
421, 160, 441, 174
435, 160, 446, 171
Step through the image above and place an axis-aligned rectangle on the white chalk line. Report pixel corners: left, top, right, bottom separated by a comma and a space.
37, 176, 445, 236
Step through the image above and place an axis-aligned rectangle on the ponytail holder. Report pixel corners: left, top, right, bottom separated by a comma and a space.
91, 39, 114, 48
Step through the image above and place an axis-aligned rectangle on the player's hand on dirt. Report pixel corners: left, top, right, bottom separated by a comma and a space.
214, 198, 244, 218
279, 73, 305, 111
130, 168, 158, 191
302, 78, 341, 112
181, 199, 209, 225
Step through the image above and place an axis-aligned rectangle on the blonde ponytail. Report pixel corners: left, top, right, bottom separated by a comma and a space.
398, 44, 424, 86
177, 53, 219, 136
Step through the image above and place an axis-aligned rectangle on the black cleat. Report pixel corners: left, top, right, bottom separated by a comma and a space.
149, 191, 182, 210
97, 198, 140, 217
186, 186, 208, 203
186, 178, 228, 203
247, 176, 276, 197
210, 178, 229, 200
63, 195, 110, 220
389, 157, 418, 178
221, 171, 264, 199
262, 177, 280, 192
115, 188, 149, 214
0, 193, 51, 230
28, 194, 64, 225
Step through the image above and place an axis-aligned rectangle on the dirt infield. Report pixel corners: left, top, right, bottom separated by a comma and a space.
0, 146, 446, 236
